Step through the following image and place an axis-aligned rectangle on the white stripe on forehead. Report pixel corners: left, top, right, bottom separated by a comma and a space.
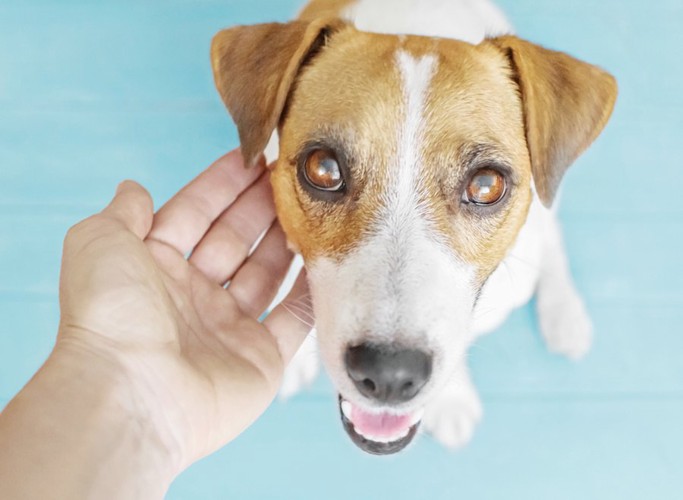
396, 50, 436, 170
384, 50, 436, 223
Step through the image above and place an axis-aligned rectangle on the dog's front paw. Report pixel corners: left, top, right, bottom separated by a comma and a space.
537, 286, 593, 360
279, 333, 319, 400
423, 384, 483, 449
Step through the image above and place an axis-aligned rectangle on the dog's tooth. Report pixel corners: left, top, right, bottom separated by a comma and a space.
357, 428, 379, 443
356, 428, 370, 440
396, 427, 410, 440
364, 432, 387, 443
341, 400, 353, 420
410, 409, 425, 426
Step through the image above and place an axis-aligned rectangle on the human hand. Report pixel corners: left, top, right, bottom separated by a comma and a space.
57, 149, 311, 471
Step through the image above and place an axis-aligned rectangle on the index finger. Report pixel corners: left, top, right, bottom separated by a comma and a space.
147, 149, 265, 254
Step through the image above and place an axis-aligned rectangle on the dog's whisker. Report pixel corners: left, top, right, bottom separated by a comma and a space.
473, 305, 502, 320
281, 302, 316, 328
507, 254, 567, 282
287, 295, 314, 310
505, 253, 541, 271
283, 300, 315, 318
283, 303, 315, 321
283, 302, 313, 317
288, 299, 314, 314
281, 293, 313, 308
499, 260, 516, 292
466, 341, 496, 357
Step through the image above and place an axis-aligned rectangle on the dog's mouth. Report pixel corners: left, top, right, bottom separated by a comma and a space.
338, 395, 423, 455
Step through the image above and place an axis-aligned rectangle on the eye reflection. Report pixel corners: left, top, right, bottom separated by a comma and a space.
303, 149, 344, 192
464, 168, 506, 206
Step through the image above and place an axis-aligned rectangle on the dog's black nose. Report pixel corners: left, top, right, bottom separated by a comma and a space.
345, 343, 432, 404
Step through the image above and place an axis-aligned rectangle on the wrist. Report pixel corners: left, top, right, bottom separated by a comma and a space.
0, 337, 181, 499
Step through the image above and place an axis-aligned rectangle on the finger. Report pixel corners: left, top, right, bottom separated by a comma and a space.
228, 222, 293, 318
148, 149, 265, 254
263, 270, 313, 365
101, 180, 154, 239
189, 172, 276, 284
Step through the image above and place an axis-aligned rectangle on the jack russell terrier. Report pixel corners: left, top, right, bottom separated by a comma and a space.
210, 0, 617, 455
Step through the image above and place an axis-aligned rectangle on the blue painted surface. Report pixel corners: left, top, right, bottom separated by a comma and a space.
1, 1, 682, 498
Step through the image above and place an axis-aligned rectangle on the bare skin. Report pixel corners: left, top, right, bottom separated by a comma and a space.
0, 149, 311, 499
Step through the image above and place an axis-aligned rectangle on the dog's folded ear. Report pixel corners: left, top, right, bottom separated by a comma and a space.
486, 36, 617, 206
211, 20, 344, 167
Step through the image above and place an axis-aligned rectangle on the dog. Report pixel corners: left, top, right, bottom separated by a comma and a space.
210, 0, 617, 455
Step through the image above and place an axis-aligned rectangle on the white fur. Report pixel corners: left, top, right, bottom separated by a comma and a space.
394, 51, 436, 214
341, 0, 513, 43
280, 0, 593, 449
422, 365, 482, 448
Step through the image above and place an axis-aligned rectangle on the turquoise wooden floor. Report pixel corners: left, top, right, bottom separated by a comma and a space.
1, 0, 682, 498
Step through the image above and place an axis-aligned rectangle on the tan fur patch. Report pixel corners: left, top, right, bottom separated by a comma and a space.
273, 31, 532, 281
298, 0, 357, 21
273, 28, 403, 260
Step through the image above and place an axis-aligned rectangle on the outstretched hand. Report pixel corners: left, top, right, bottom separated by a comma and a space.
57, 149, 310, 469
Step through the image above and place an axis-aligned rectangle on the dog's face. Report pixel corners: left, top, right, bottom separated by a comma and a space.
211, 21, 616, 454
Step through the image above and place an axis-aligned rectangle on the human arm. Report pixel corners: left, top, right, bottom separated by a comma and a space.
0, 150, 310, 499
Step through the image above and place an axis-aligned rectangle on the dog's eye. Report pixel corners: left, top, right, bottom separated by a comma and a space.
463, 168, 506, 206
303, 150, 344, 192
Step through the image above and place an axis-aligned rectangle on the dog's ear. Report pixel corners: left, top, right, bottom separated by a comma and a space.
487, 36, 617, 206
211, 20, 343, 167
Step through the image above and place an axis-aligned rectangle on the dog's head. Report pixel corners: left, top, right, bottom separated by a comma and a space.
211, 21, 616, 454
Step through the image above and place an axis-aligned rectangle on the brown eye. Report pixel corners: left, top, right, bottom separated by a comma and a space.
464, 168, 506, 206
303, 149, 344, 192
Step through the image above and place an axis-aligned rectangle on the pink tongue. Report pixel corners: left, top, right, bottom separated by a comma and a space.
350, 404, 413, 439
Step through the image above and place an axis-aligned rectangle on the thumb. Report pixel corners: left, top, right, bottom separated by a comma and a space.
102, 180, 154, 239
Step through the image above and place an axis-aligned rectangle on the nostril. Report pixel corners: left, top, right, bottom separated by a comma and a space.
400, 381, 414, 396
362, 378, 376, 393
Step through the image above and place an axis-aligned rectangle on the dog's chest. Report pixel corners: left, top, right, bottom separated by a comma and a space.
471, 197, 546, 337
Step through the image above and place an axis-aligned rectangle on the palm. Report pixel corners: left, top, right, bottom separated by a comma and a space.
59, 151, 310, 468
138, 246, 282, 464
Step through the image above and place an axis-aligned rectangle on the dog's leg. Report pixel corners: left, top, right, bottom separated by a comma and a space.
535, 212, 593, 360
279, 331, 320, 400
422, 364, 483, 449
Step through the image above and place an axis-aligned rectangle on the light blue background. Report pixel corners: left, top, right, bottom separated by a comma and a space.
1, 0, 682, 498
